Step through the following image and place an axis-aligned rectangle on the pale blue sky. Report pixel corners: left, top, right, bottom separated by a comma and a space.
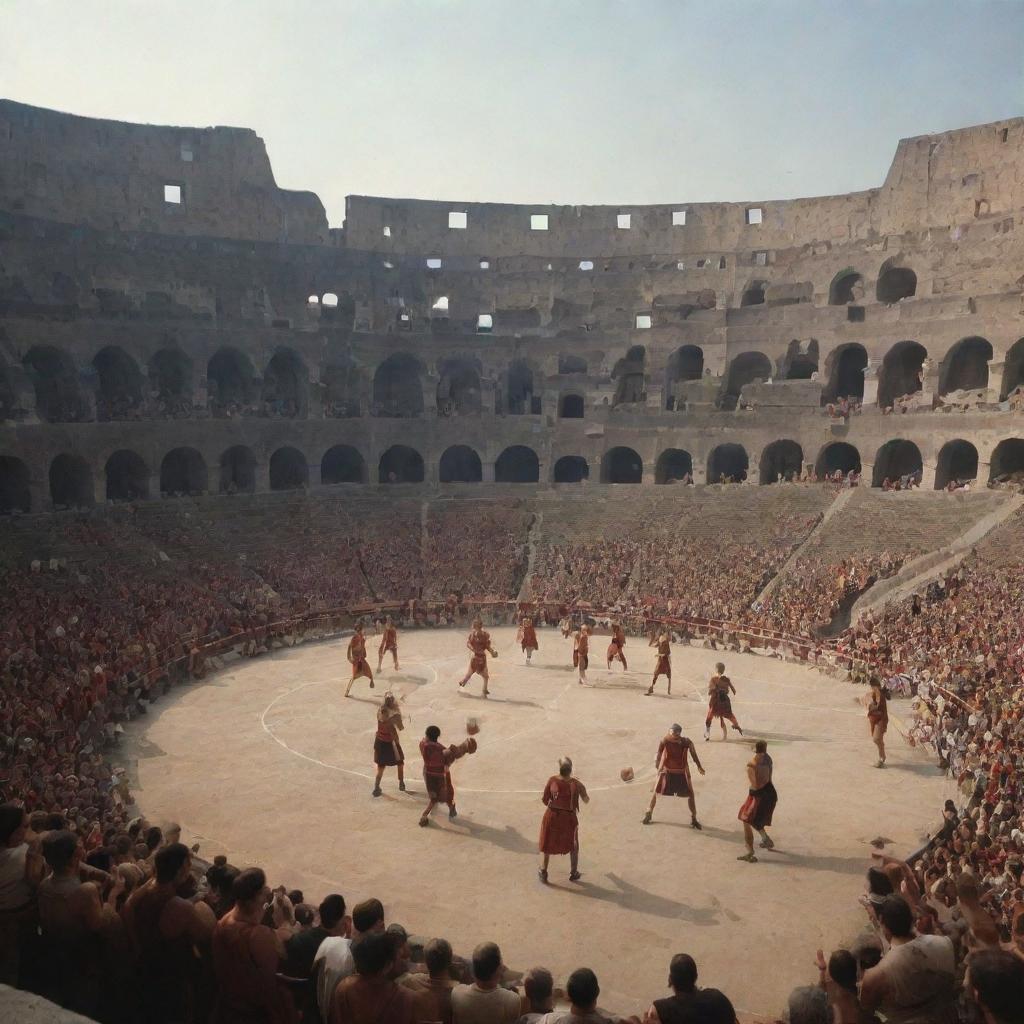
3, 1, 1023, 225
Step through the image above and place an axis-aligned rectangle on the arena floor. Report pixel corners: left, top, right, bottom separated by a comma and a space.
122, 627, 949, 1018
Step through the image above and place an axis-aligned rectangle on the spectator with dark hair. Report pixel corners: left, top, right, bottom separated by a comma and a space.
0, 802, 44, 987
815, 947, 879, 1023
329, 930, 415, 1024
287, 893, 347, 980
785, 986, 830, 1024
535, 966, 640, 1023
516, 966, 554, 1023
966, 949, 1024, 1024
205, 860, 240, 920
403, 936, 458, 1023
451, 942, 522, 1024
860, 895, 957, 1023
644, 953, 701, 1023
315, 897, 385, 1023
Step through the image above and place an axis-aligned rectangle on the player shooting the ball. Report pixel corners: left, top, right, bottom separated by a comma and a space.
418, 719, 480, 827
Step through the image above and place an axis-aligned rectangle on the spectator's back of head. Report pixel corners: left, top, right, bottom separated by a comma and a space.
424, 938, 453, 979
231, 867, 266, 905
669, 953, 697, 993
968, 949, 1024, 1024
42, 830, 78, 873
352, 898, 384, 934
523, 966, 553, 1008
827, 949, 858, 993
471, 942, 502, 983
154, 842, 190, 884
144, 825, 163, 852
786, 985, 830, 1024
880, 895, 914, 939
866, 866, 894, 897
566, 967, 599, 1010
351, 932, 394, 978
0, 803, 26, 845
319, 893, 346, 930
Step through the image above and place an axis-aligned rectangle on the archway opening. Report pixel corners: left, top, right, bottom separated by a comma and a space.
160, 447, 207, 496
321, 445, 367, 485
655, 449, 693, 484
723, 351, 772, 408
553, 456, 589, 483
664, 346, 704, 410
495, 446, 540, 483
93, 347, 143, 420
939, 337, 992, 395
783, 340, 818, 380
149, 348, 193, 414
436, 357, 482, 416
207, 348, 255, 416
990, 438, 1024, 485
829, 270, 863, 306
0, 456, 30, 513
373, 354, 423, 418
269, 447, 308, 490
1002, 338, 1024, 400
559, 393, 585, 418
49, 454, 93, 508
505, 360, 538, 415
262, 349, 306, 418
323, 358, 362, 418
601, 446, 643, 484
876, 265, 917, 303
612, 346, 646, 407
815, 443, 861, 479
741, 282, 765, 306
824, 344, 867, 403
935, 440, 979, 490
23, 346, 85, 422
708, 444, 749, 483
105, 450, 149, 502
379, 446, 424, 484
759, 440, 803, 484
439, 445, 483, 483
220, 446, 256, 494
878, 341, 927, 408
872, 440, 923, 488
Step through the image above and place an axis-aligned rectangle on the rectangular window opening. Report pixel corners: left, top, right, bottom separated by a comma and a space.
754, 251, 768, 266
432, 295, 449, 312
617, 213, 631, 229
426, 257, 442, 269
448, 211, 467, 230
672, 210, 686, 226
677, 261, 686, 270
746, 207, 763, 225
718, 256, 727, 269
477, 314, 493, 333
383, 225, 391, 237
180, 143, 194, 163
579, 260, 594, 271
164, 184, 182, 204
530, 214, 549, 231
479, 259, 490, 269
635, 314, 652, 329
696, 258, 707, 269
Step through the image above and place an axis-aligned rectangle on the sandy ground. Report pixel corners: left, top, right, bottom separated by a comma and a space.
121, 627, 949, 1018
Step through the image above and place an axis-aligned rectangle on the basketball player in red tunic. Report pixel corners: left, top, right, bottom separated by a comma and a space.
518, 616, 539, 665
642, 723, 705, 828
573, 625, 590, 685
538, 757, 589, 883
704, 662, 743, 739
457, 618, 498, 697
737, 739, 777, 862
372, 692, 405, 796
606, 623, 628, 671
376, 616, 399, 672
343, 623, 374, 696
645, 633, 672, 696
867, 678, 889, 768
418, 725, 477, 827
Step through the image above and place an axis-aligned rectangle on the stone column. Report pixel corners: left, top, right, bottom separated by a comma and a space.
641, 462, 656, 485
862, 364, 879, 407
861, 462, 875, 488
921, 461, 938, 490
254, 461, 271, 494
29, 477, 50, 513
482, 461, 495, 483
988, 360, 1006, 402
149, 472, 163, 500
692, 461, 707, 485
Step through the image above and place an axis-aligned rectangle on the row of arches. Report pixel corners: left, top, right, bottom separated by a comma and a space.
6, 438, 1023, 512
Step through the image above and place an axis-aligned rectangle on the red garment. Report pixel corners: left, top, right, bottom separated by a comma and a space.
539, 775, 580, 855
379, 626, 398, 653
655, 734, 691, 797
520, 624, 538, 652
420, 738, 453, 803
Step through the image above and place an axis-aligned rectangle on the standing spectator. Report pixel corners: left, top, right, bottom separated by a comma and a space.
451, 942, 523, 1024
315, 898, 384, 1024
966, 949, 1024, 1024
402, 936, 458, 1024
329, 931, 415, 1024
0, 803, 44, 987
286, 894, 346, 980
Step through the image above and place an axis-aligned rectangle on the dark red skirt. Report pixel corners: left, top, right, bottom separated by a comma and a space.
424, 769, 453, 804
374, 738, 404, 767
469, 653, 487, 674
656, 771, 690, 797
654, 655, 671, 675
607, 641, 624, 660
709, 694, 732, 718
539, 807, 578, 855
738, 783, 777, 828
351, 658, 372, 679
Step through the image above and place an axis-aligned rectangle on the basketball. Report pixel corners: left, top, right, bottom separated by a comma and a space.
620, 767, 634, 782
466, 717, 480, 735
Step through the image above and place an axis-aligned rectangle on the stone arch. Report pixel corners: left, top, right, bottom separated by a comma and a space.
262, 348, 307, 418
559, 392, 585, 419
823, 344, 867, 403
938, 336, 992, 396
1001, 337, 1024, 400
759, 440, 803, 484
219, 446, 256, 494
93, 346, 144, 420
741, 281, 766, 306
495, 445, 540, 483
655, 448, 693, 484
612, 346, 646, 407
23, 346, 86, 422
872, 440, 923, 487
0, 456, 31, 513
439, 445, 483, 483
782, 340, 818, 380
664, 346, 704, 410
321, 445, 367, 485
504, 359, 539, 415
558, 354, 588, 375
935, 440, 979, 489
207, 347, 256, 416
373, 354, 424, 418
878, 341, 927, 408
269, 447, 309, 491
323, 356, 363, 418
990, 438, 1024, 484
707, 444, 749, 483
105, 450, 149, 502
815, 442, 861, 478
379, 445, 424, 484
553, 456, 589, 483
876, 262, 917, 303
148, 348, 193, 411
723, 351, 772, 406
436, 356, 482, 417
49, 454, 94, 508
829, 269, 864, 306
160, 447, 208, 496
601, 446, 643, 484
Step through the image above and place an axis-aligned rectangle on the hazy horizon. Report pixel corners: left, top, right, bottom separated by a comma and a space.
3, 1, 1023, 226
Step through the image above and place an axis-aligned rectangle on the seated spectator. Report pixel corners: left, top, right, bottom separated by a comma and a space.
785, 986, 830, 1024
451, 942, 523, 1024
402, 936, 458, 1024
860, 895, 957, 1023
966, 949, 1024, 1024
315, 898, 384, 1023
643, 953, 735, 1024
534, 967, 639, 1023
516, 966, 554, 1023
286, 893, 346, 980
329, 931, 416, 1024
